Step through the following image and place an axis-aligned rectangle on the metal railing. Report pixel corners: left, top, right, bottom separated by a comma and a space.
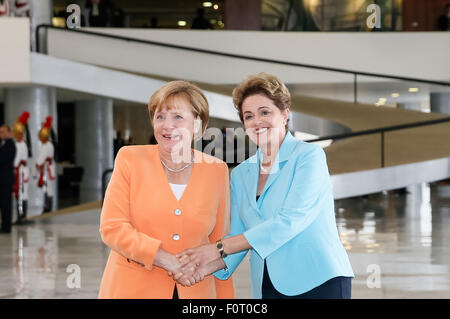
35, 24, 450, 105
100, 116, 450, 201
305, 116, 450, 168
36, 24, 450, 193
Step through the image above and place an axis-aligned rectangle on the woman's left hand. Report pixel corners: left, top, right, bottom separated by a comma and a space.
176, 243, 221, 271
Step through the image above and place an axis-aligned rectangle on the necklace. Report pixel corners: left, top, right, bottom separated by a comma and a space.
260, 163, 271, 174
160, 152, 194, 173
259, 153, 272, 174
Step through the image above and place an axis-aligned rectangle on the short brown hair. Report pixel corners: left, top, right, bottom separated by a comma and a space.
148, 80, 209, 134
232, 72, 291, 130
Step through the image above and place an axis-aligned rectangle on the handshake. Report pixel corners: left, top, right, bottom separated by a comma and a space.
157, 243, 224, 287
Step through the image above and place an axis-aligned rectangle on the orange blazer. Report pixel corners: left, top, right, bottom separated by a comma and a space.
98, 145, 234, 299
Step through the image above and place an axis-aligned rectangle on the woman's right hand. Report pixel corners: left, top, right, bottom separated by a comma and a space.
154, 248, 199, 286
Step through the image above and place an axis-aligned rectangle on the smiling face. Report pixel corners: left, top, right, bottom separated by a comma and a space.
242, 93, 289, 149
152, 94, 197, 158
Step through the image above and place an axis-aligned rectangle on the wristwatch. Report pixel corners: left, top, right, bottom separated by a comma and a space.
216, 239, 228, 258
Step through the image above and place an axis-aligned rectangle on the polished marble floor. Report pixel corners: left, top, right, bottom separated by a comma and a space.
1, 182, 449, 299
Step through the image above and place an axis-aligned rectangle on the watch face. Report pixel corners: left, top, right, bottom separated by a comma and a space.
217, 243, 223, 249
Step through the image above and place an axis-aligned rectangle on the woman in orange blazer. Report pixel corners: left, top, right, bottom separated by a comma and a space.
98, 80, 234, 299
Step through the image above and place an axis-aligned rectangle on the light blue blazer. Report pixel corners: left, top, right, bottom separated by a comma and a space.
214, 132, 354, 298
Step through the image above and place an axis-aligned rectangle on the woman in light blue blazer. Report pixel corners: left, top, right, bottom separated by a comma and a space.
175, 73, 354, 298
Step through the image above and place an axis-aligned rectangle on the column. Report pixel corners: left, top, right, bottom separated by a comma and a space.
75, 99, 114, 203
430, 93, 450, 115
30, 0, 53, 52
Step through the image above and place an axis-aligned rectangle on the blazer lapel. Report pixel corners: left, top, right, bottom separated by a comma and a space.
240, 132, 300, 218
260, 159, 284, 196
259, 132, 299, 197
242, 152, 263, 216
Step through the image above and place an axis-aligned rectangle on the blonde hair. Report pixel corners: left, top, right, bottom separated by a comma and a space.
148, 80, 209, 134
232, 73, 291, 130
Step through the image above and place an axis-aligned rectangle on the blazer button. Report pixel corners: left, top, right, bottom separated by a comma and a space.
172, 234, 180, 241
174, 209, 181, 216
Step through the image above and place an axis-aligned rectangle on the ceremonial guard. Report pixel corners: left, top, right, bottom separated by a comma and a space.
35, 116, 55, 214
0, 0, 30, 17
13, 111, 31, 224
13, 0, 30, 17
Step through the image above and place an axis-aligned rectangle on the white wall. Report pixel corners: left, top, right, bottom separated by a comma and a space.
46, 28, 450, 85
0, 18, 30, 83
